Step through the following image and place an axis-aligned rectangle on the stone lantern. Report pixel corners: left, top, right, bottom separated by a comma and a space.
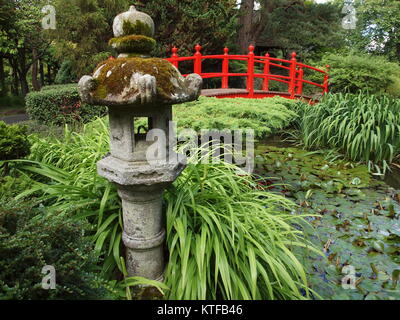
78, 5, 202, 281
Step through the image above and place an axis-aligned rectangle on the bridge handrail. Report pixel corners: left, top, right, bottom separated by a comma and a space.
166, 44, 330, 98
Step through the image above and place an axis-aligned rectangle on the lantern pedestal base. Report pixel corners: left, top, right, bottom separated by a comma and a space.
97, 155, 185, 280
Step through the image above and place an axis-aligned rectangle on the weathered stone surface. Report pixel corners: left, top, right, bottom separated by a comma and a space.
77, 75, 97, 103
113, 5, 155, 38
117, 185, 165, 280
97, 156, 185, 186
78, 58, 202, 107
77, 5, 200, 282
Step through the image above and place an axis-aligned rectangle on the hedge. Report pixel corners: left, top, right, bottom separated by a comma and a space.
133, 96, 299, 140
26, 84, 107, 125
313, 53, 400, 97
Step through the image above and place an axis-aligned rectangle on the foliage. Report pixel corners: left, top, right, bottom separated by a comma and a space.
255, 145, 400, 300
347, 0, 400, 62
50, 0, 129, 77
0, 0, 53, 96
163, 152, 316, 299
173, 96, 298, 139
0, 95, 25, 110
139, 0, 238, 57
15, 117, 317, 300
25, 84, 107, 125
0, 174, 33, 202
41, 83, 78, 91
0, 121, 31, 161
259, 1, 345, 60
0, 199, 115, 300
54, 60, 78, 84
319, 53, 400, 96
297, 93, 400, 174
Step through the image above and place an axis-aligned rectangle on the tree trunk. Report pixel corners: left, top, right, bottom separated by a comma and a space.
396, 42, 400, 63
39, 60, 45, 86
31, 48, 41, 91
19, 74, 29, 96
10, 59, 19, 96
47, 63, 52, 84
237, 0, 255, 54
17, 48, 29, 96
0, 57, 5, 95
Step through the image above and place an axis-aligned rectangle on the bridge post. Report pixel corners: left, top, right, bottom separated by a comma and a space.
262, 53, 270, 91
222, 47, 229, 89
288, 52, 297, 99
247, 45, 255, 98
296, 66, 304, 95
171, 46, 179, 68
323, 65, 330, 94
194, 44, 202, 75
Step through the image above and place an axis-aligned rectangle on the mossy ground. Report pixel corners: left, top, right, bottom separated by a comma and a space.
255, 144, 400, 300
92, 58, 178, 100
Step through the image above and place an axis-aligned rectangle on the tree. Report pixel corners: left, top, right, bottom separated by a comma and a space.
237, 0, 273, 54
259, 1, 345, 59
0, 0, 53, 96
138, 0, 238, 57
50, 0, 118, 78
348, 0, 400, 62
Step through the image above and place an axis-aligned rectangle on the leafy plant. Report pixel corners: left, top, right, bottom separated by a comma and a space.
54, 60, 78, 84
297, 93, 400, 174
163, 149, 318, 299
25, 85, 107, 125
319, 53, 400, 96
0, 199, 116, 300
0, 121, 31, 161
174, 96, 298, 139
255, 145, 400, 300
14, 117, 318, 300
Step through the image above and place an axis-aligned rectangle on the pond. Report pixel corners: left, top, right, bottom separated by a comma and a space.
254, 138, 400, 300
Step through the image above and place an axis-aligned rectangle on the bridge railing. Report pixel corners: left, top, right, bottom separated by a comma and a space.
166, 44, 330, 99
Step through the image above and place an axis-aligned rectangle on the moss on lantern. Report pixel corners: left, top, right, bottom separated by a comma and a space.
109, 35, 156, 54
92, 58, 180, 101
122, 20, 153, 37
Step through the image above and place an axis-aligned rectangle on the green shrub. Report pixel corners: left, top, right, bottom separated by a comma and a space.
0, 121, 31, 161
298, 93, 400, 173
54, 60, 77, 84
319, 53, 400, 96
0, 175, 33, 202
25, 85, 107, 125
173, 96, 298, 139
41, 83, 78, 91
0, 200, 114, 300
16, 117, 317, 300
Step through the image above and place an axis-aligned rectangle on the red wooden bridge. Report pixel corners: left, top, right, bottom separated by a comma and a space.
166, 44, 329, 101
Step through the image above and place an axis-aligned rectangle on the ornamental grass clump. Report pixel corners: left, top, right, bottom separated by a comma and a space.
15, 117, 317, 300
299, 93, 400, 174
